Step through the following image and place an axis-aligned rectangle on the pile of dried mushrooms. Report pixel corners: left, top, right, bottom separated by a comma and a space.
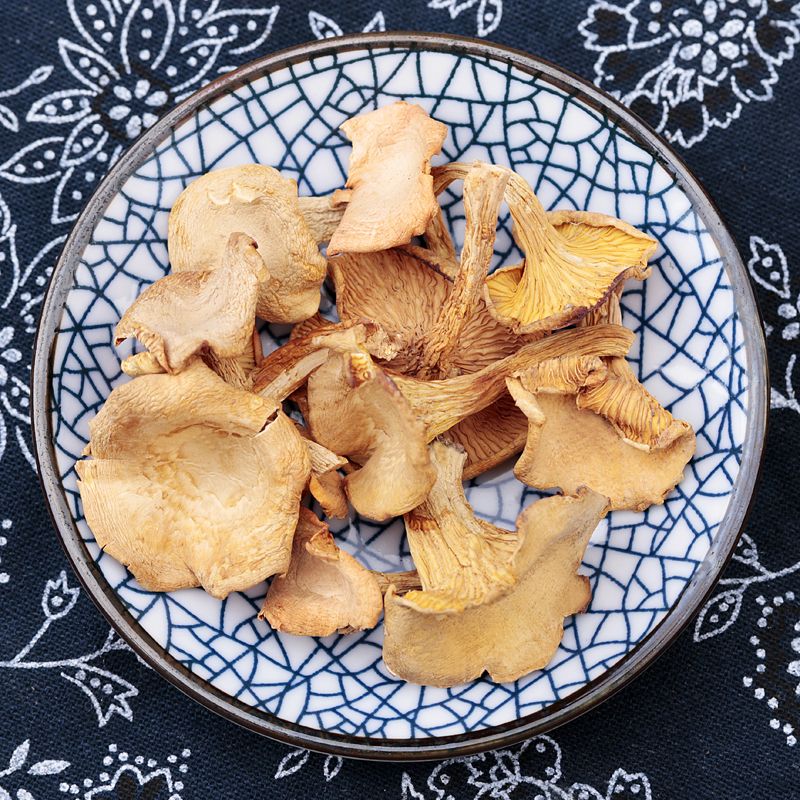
77, 100, 695, 688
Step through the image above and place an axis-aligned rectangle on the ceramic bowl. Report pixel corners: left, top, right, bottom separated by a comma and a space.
32, 33, 767, 760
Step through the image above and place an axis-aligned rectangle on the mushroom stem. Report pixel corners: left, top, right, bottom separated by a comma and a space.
392, 323, 634, 439
416, 163, 509, 379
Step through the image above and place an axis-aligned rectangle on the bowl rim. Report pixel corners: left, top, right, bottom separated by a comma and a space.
31, 31, 769, 761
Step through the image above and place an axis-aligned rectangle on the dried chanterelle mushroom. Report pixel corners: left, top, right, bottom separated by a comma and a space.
260, 508, 382, 636
382, 440, 609, 686
76, 362, 310, 598
508, 354, 695, 511
327, 101, 447, 255
432, 162, 657, 335
168, 164, 326, 323
116, 232, 265, 375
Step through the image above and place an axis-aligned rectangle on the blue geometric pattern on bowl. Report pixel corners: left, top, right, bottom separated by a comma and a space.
50, 47, 747, 739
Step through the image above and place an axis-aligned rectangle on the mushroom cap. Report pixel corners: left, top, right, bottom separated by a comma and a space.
328, 101, 447, 255
306, 348, 436, 521
116, 233, 264, 374
168, 164, 326, 323
383, 487, 609, 686
77, 362, 310, 598
331, 247, 531, 376
260, 508, 382, 636
508, 360, 696, 511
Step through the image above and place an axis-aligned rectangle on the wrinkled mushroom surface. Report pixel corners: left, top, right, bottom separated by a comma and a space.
168, 164, 326, 323
260, 508, 382, 636
383, 487, 608, 686
306, 349, 435, 521
328, 101, 447, 255
77, 362, 310, 598
116, 233, 265, 374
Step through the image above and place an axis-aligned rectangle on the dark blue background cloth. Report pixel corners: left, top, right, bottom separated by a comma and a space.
0, 1, 797, 797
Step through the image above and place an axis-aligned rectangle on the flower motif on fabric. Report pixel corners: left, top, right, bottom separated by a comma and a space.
0, 739, 70, 800
6, 0, 280, 224
579, 0, 800, 147
308, 9, 386, 39
743, 592, 800, 748
427, 0, 503, 37
53, 743, 191, 799
745, 235, 800, 413
274, 749, 343, 783
0, 571, 141, 728
694, 533, 800, 641
400, 736, 652, 800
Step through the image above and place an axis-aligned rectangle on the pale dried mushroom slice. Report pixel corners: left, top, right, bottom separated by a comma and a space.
383, 488, 608, 687
120, 350, 163, 377
297, 425, 350, 520
116, 233, 265, 374
331, 247, 530, 376
508, 366, 695, 511
306, 349, 435, 521
402, 440, 521, 612
260, 508, 382, 636
251, 320, 400, 401
168, 164, 326, 323
76, 362, 310, 598
297, 193, 347, 244
327, 101, 447, 255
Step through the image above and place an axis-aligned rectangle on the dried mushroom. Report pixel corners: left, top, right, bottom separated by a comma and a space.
508, 356, 695, 510
260, 508, 382, 636
327, 101, 447, 255
297, 425, 350, 519
432, 162, 656, 334
306, 348, 435, 521
116, 233, 265, 374
77, 362, 310, 598
168, 164, 326, 323
383, 469, 609, 686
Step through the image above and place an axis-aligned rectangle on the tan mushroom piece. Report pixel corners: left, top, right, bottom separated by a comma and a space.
431, 162, 657, 335
382, 441, 609, 686
508, 356, 695, 511
297, 425, 350, 519
115, 233, 265, 374
327, 101, 447, 255
168, 164, 326, 323
260, 508, 382, 636
306, 349, 436, 521
76, 362, 310, 598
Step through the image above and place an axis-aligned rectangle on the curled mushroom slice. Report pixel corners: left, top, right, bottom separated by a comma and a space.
116, 233, 264, 374
508, 358, 695, 511
260, 508, 382, 636
306, 350, 435, 521
76, 362, 310, 598
328, 101, 447, 255
392, 324, 635, 439
168, 165, 326, 323
383, 483, 609, 686
297, 193, 347, 244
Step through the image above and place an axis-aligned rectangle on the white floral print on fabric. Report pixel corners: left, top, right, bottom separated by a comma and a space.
428, 0, 503, 37
579, 0, 800, 148
308, 9, 386, 38
0, 740, 70, 800
399, 736, 652, 800
0, 571, 141, 727
4, 0, 280, 225
745, 235, 800, 413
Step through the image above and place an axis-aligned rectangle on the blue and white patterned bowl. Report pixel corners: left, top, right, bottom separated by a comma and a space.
32, 34, 767, 759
